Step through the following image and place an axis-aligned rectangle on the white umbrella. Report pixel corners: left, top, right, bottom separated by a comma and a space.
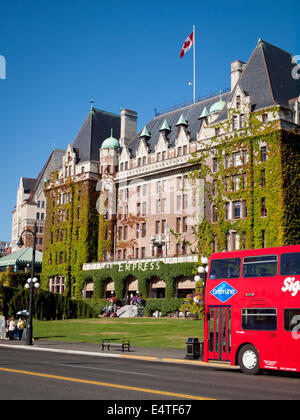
16, 310, 29, 317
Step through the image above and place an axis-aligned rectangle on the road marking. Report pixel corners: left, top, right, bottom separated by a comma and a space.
0, 366, 215, 400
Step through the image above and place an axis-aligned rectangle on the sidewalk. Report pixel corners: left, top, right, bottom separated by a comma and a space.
0, 339, 239, 370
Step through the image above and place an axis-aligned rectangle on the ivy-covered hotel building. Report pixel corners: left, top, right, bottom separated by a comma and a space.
41, 39, 300, 300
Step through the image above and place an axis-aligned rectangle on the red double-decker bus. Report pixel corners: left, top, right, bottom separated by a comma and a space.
203, 245, 300, 374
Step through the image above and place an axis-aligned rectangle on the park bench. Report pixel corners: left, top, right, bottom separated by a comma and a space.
185, 313, 199, 320
101, 339, 130, 352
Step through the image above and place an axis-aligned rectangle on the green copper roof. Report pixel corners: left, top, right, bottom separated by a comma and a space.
0, 247, 43, 268
101, 129, 121, 149
175, 114, 188, 126
198, 106, 209, 119
139, 126, 150, 138
209, 95, 226, 114
159, 119, 171, 131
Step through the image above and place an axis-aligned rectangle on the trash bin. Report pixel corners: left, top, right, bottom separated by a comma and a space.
185, 337, 203, 360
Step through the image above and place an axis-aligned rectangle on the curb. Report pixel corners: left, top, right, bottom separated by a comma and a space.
0, 343, 239, 370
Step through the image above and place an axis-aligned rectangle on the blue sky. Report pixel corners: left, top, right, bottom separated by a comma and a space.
0, 0, 299, 241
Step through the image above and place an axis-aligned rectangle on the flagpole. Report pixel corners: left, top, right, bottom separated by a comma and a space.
193, 25, 196, 104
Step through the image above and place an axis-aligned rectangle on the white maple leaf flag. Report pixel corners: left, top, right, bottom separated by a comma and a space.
180, 32, 194, 58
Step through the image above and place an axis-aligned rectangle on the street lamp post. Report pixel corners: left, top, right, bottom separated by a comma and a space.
17, 221, 40, 345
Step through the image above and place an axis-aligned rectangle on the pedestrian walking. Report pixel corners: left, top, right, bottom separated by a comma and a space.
17, 317, 25, 341
7, 317, 16, 340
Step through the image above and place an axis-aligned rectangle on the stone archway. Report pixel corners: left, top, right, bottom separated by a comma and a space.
149, 276, 166, 298
176, 276, 195, 298
104, 278, 115, 298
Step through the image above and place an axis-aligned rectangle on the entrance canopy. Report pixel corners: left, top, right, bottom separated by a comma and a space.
0, 247, 43, 272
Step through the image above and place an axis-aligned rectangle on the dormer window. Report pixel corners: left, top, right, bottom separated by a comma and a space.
240, 114, 245, 128
262, 113, 268, 124
236, 95, 241, 110
233, 116, 238, 131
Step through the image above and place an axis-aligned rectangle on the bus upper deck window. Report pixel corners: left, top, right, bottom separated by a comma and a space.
280, 253, 300, 276
209, 258, 241, 280
242, 255, 277, 278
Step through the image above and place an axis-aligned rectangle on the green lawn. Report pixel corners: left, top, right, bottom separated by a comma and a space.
34, 318, 204, 350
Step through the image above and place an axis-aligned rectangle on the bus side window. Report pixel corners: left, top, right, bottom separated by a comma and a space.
284, 309, 300, 331
280, 253, 300, 276
242, 255, 277, 278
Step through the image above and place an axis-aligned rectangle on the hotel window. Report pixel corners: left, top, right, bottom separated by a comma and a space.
262, 113, 268, 124
142, 223, 146, 237
232, 174, 240, 192
156, 181, 161, 193
233, 116, 238, 131
236, 95, 241, 110
162, 198, 167, 213
183, 145, 188, 155
233, 201, 241, 219
212, 180, 217, 197
242, 149, 248, 164
141, 247, 146, 259
232, 232, 238, 251
143, 156, 147, 166
161, 220, 166, 234
125, 162, 128, 170
212, 205, 218, 223
137, 186, 141, 197
162, 179, 167, 192
260, 146, 267, 162
162, 151, 166, 161
242, 173, 247, 190
118, 226, 123, 240
183, 194, 188, 209
156, 199, 161, 213
124, 226, 128, 240
143, 184, 147, 196
183, 217, 188, 232
176, 176, 182, 190
37, 201, 40, 208
232, 151, 241, 167
212, 158, 218, 173
137, 158, 141, 167
120, 163, 124, 171
136, 202, 141, 216
176, 243, 181, 256
261, 198, 267, 217
176, 217, 181, 233
242, 200, 247, 218
157, 152, 161, 162
240, 114, 245, 128
183, 175, 188, 190
177, 147, 182, 156
36, 213, 40, 220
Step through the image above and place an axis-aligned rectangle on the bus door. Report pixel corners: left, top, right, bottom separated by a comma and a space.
208, 306, 231, 362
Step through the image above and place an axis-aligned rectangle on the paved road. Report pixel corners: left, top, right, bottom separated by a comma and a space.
0, 347, 299, 402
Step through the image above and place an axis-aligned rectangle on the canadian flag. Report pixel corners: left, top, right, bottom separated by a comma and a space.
180, 32, 193, 58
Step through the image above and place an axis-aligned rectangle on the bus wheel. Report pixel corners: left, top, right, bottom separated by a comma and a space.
238, 345, 260, 375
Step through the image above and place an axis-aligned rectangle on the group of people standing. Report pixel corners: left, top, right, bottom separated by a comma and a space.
5, 316, 26, 340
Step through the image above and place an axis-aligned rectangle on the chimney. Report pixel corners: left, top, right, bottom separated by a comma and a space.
231, 60, 246, 91
120, 109, 137, 146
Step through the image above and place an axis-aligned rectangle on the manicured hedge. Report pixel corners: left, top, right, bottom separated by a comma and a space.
0, 284, 96, 320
